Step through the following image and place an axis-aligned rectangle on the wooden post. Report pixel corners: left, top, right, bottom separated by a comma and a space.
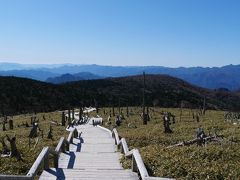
62, 112, 65, 126
6, 135, 22, 161
118, 98, 120, 115
147, 106, 150, 121
9, 119, 13, 130
132, 156, 138, 172
202, 96, 206, 115
112, 106, 115, 116
68, 108, 71, 125
72, 108, 75, 120
43, 150, 49, 170
79, 107, 83, 121
143, 72, 147, 125
3, 118, 6, 131
95, 100, 99, 114
54, 153, 58, 168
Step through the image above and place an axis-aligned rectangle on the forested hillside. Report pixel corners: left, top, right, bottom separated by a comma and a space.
1, 75, 240, 115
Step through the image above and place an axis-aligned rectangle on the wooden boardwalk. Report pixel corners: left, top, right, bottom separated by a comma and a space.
39, 119, 138, 180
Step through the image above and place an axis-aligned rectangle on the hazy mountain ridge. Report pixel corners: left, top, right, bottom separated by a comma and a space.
0, 63, 240, 90
46, 72, 103, 84
0, 69, 59, 81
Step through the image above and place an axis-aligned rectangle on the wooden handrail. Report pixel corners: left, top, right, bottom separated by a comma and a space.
0, 127, 78, 179
111, 128, 174, 180
27, 147, 49, 177
55, 137, 66, 152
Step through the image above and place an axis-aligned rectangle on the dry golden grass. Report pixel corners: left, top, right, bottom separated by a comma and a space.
0, 111, 67, 175
96, 107, 240, 179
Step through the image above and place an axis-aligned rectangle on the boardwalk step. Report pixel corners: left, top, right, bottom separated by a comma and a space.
39, 121, 138, 180
40, 168, 139, 180
58, 151, 123, 169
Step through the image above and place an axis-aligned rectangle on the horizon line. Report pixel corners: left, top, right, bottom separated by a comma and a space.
0, 61, 239, 69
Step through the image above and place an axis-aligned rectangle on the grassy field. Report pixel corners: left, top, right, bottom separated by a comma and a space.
1, 107, 240, 179
95, 107, 240, 179
0, 111, 67, 175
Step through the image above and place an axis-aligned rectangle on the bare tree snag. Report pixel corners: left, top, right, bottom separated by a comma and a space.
2, 119, 6, 131
142, 72, 147, 125
62, 112, 65, 126
47, 125, 53, 140
68, 108, 71, 124
6, 134, 22, 161
72, 108, 75, 120
112, 106, 115, 116
0, 137, 10, 154
9, 119, 13, 130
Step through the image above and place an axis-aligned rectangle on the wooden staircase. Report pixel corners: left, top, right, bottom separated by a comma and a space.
39, 124, 138, 180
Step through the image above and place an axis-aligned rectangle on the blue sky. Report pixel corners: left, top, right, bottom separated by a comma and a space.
0, 0, 239, 67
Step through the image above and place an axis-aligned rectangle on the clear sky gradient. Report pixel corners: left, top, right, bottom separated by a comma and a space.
0, 0, 239, 67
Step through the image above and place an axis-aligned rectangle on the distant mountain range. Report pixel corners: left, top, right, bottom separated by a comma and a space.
46, 72, 102, 84
0, 63, 240, 90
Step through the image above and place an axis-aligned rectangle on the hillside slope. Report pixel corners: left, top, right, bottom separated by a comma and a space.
0, 75, 240, 115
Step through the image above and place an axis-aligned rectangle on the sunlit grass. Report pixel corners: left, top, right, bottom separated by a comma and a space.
0, 111, 67, 175
96, 107, 240, 179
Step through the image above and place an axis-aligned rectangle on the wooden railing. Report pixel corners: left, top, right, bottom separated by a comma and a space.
0, 128, 78, 180
112, 128, 173, 180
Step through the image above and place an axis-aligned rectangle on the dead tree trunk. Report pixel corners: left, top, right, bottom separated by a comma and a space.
62, 112, 65, 126
72, 108, 75, 120
79, 107, 83, 121
202, 96, 206, 115
68, 108, 71, 125
47, 125, 53, 140
2, 118, 6, 131
9, 119, 13, 130
6, 135, 22, 161
147, 106, 150, 121
0, 137, 10, 154
112, 106, 115, 117
142, 72, 147, 125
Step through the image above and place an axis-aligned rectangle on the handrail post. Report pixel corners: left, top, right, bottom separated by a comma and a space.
43, 148, 49, 170
132, 154, 138, 172
66, 141, 69, 151
74, 128, 78, 138
54, 153, 59, 168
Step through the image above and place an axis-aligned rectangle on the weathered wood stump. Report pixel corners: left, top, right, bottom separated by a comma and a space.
29, 123, 40, 138
2, 120, 6, 131
62, 112, 65, 126
6, 135, 22, 161
0, 137, 10, 154
9, 119, 13, 130
47, 125, 53, 140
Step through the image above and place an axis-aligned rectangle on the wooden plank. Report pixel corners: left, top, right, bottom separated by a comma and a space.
112, 128, 120, 145
125, 149, 135, 158
133, 149, 149, 178
55, 137, 65, 152
120, 138, 129, 154
27, 147, 49, 177
40, 168, 138, 180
